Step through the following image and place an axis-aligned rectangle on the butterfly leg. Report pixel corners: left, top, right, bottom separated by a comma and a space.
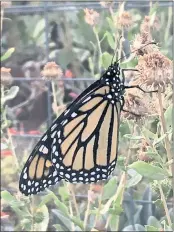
122, 68, 159, 93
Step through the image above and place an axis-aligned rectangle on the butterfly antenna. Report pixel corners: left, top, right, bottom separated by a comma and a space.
111, 35, 123, 64
116, 41, 157, 63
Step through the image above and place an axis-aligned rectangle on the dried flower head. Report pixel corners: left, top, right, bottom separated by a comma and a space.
140, 15, 160, 33
1, 1, 11, 8
137, 139, 153, 162
117, 11, 133, 28
41, 62, 63, 80
1, 67, 12, 86
131, 33, 159, 56
122, 88, 148, 120
122, 85, 158, 120
100, 0, 114, 8
84, 8, 99, 26
135, 51, 172, 90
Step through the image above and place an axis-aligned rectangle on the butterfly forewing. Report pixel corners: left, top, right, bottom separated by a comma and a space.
51, 62, 124, 183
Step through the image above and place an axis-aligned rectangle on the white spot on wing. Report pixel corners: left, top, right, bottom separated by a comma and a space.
56, 163, 60, 169
55, 151, 58, 156
53, 171, 57, 177
62, 119, 68, 126
65, 173, 70, 179
51, 131, 56, 138
51, 123, 57, 131
39, 145, 44, 152
57, 131, 61, 138
52, 158, 56, 163
28, 180, 31, 186
107, 95, 112, 99
71, 112, 77, 118
42, 146, 48, 154
23, 173, 27, 179
64, 109, 70, 115
53, 145, 56, 153
55, 177, 59, 182
42, 135, 48, 141
82, 96, 91, 103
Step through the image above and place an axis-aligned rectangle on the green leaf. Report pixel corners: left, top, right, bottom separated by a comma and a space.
119, 121, 131, 136
145, 225, 159, 231
109, 215, 119, 231
102, 177, 117, 200
105, 31, 115, 49
126, 169, 142, 188
1, 190, 15, 202
123, 224, 145, 231
101, 52, 112, 68
1, 48, 15, 61
124, 134, 144, 140
71, 216, 84, 230
106, 17, 115, 31
153, 134, 167, 146
164, 105, 173, 131
2, 86, 19, 105
109, 189, 124, 216
34, 205, 49, 231
58, 186, 70, 202
128, 161, 168, 180
33, 18, 45, 40
147, 216, 161, 228
52, 209, 72, 231
38, 193, 53, 208
52, 193, 69, 216
53, 224, 64, 231
142, 128, 157, 140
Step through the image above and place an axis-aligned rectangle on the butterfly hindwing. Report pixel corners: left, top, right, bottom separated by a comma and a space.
19, 134, 62, 196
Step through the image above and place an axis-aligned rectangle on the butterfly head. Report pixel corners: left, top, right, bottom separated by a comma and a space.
101, 62, 122, 84
100, 62, 124, 102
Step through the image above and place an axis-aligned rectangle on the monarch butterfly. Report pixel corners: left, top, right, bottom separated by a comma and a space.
19, 43, 157, 196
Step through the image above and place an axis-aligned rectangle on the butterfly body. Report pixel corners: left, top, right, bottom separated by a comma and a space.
19, 62, 124, 195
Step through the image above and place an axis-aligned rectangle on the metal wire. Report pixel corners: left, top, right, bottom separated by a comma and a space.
11, 77, 94, 81
4, 1, 172, 14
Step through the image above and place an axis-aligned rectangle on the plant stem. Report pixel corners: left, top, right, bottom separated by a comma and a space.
84, 184, 93, 229
1, 8, 4, 32
69, 198, 75, 231
158, 182, 172, 227
93, 26, 102, 72
157, 87, 172, 174
93, 184, 104, 228
68, 183, 79, 217
51, 81, 59, 117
